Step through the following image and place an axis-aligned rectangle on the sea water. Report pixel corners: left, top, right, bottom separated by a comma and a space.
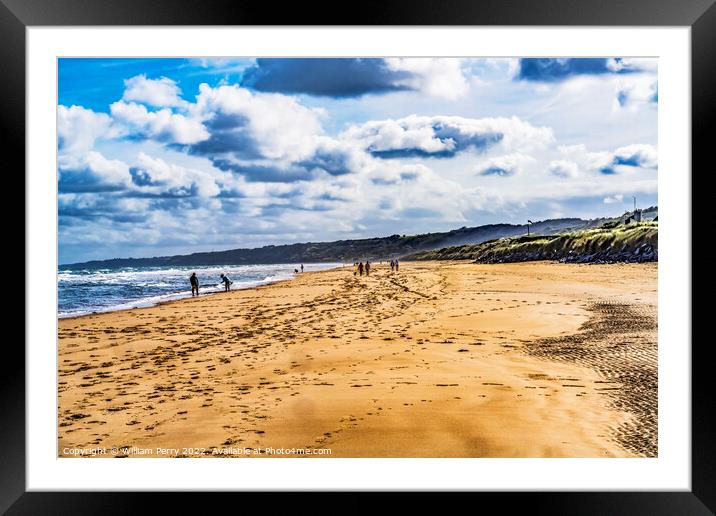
57, 263, 342, 318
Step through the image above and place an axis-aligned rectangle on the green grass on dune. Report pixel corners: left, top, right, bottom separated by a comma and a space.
408, 222, 658, 262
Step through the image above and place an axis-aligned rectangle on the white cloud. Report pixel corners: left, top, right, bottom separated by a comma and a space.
476, 58, 520, 78
58, 105, 118, 154
58, 151, 132, 192
549, 159, 580, 178
132, 152, 222, 197
613, 144, 658, 169
341, 115, 553, 157
603, 194, 625, 204
614, 74, 658, 110
477, 153, 536, 177
384, 58, 469, 100
193, 83, 325, 162
110, 101, 209, 145
342, 118, 449, 154
122, 75, 186, 108
367, 160, 433, 185
558, 144, 611, 171
308, 136, 372, 175
557, 143, 657, 174
607, 58, 658, 74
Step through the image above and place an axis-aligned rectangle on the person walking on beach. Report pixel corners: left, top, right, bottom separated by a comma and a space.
220, 273, 232, 292
190, 272, 199, 297
365, 260, 370, 276
358, 262, 364, 276
300, 264, 304, 273
390, 259, 395, 272
395, 259, 399, 272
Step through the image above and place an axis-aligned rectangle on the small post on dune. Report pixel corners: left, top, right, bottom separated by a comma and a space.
527, 219, 533, 236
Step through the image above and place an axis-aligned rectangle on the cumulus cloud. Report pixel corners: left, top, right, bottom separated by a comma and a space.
368, 161, 432, 186
241, 58, 470, 99
129, 152, 222, 197
58, 151, 132, 193
122, 75, 186, 108
298, 137, 371, 177
516, 58, 652, 82
58, 149, 228, 199
241, 58, 409, 98
383, 58, 469, 100
110, 101, 209, 145
557, 144, 609, 170
557, 143, 657, 175
603, 194, 625, 204
341, 115, 553, 159
211, 160, 314, 184
168, 84, 380, 184
608, 58, 658, 74
189, 83, 325, 163
611, 144, 658, 168
548, 159, 580, 178
615, 76, 658, 109
474, 58, 520, 77
592, 144, 658, 175
59, 193, 151, 222
58, 105, 118, 154
61, 84, 557, 191
477, 153, 535, 177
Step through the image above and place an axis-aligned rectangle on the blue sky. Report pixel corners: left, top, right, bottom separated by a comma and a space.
58, 57, 658, 264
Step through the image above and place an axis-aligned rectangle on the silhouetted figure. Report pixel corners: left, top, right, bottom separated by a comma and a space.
365, 261, 371, 276
390, 259, 395, 272
300, 264, 304, 273
358, 262, 364, 276
395, 259, 399, 272
190, 272, 199, 297
220, 273, 232, 291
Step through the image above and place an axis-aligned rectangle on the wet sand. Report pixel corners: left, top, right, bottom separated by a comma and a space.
58, 261, 657, 458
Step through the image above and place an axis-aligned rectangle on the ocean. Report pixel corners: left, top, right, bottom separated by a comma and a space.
57, 263, 342, 318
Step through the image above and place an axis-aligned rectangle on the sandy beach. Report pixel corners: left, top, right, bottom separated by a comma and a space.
58, 261, 657, 458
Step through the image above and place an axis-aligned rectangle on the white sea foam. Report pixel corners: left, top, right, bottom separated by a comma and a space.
58, 263, 342, 318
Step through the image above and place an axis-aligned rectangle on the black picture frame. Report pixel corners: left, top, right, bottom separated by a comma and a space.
5, 0, 711, 512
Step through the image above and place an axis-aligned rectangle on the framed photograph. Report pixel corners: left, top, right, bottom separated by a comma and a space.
7, 0, 710, 511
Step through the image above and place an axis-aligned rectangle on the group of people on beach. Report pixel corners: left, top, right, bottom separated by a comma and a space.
356, 261, 371, 276
189, 272, 233, 297
354, 259, 399, 277
189, 259, 397, 296
190, 264, 306, 297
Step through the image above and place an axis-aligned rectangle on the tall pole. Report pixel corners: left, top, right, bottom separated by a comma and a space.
633, 196, 637, 212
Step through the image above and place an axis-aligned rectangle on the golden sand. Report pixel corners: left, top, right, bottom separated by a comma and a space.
58, 261, 657, 458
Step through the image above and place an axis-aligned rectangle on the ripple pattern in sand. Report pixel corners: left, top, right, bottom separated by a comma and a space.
524, 300, 657, 457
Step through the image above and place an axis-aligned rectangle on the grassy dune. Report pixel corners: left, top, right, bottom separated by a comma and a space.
408, 222, 657, 263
